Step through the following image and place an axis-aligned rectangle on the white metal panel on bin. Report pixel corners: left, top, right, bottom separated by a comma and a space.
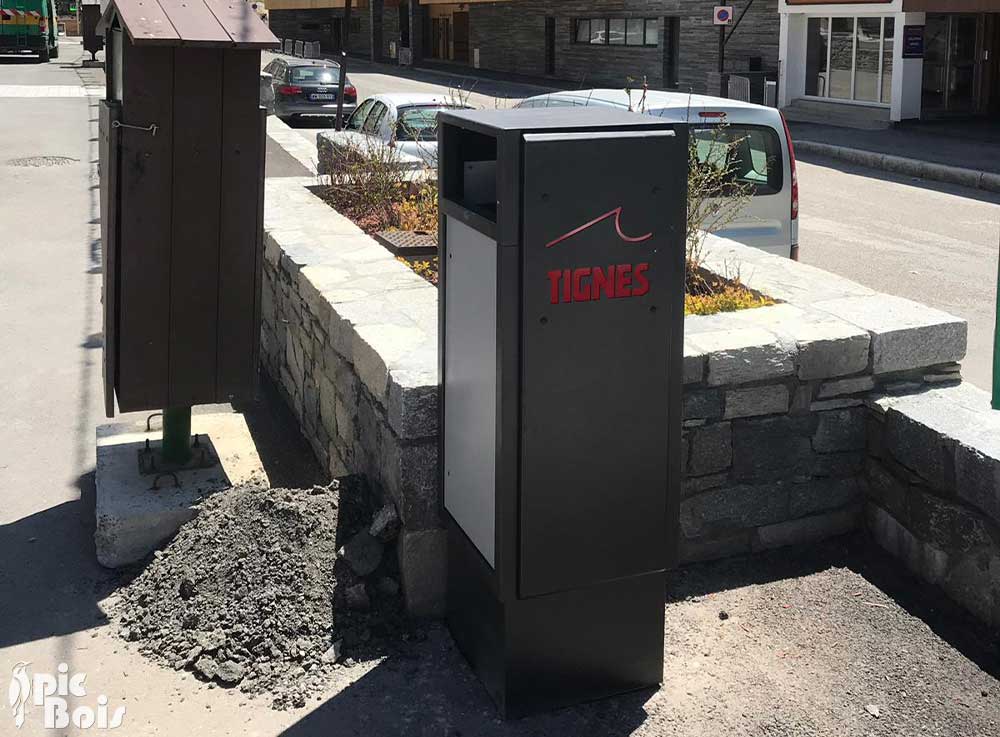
444, 216, 498, 567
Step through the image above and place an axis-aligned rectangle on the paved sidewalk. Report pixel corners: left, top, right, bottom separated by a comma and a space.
790, 120, 1000, 191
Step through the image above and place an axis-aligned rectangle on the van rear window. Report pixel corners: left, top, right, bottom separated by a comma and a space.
691, 125, 783, 196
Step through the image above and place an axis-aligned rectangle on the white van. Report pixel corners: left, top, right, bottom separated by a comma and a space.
516, 89, 799, 259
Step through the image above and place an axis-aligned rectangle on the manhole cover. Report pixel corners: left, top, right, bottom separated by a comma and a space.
6, 155, 79, 167
374, 230, 437, 256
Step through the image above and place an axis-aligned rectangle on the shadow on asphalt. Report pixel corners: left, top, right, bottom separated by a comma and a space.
0, 471, 116, 649
670, 533, 1000, 680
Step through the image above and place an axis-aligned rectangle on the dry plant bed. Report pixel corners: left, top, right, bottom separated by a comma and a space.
316, 131, 775, 315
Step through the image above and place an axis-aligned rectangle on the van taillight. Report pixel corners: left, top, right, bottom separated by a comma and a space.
39, 18, 47, 31
698, 111, 726, 119
780, 111, 798, 222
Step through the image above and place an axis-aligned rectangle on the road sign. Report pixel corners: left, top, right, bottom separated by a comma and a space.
714, 5, 734, 25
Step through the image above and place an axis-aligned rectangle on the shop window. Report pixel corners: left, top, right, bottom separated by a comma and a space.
573, 18, 657, 47
805, 15, 895, 105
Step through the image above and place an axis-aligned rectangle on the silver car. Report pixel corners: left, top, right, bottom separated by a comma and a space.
261, 57, 357, 123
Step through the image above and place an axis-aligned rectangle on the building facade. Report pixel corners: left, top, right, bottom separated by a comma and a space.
778, 0, 999, 120
268, 0, 782, 95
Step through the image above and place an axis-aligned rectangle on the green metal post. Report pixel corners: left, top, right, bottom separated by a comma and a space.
994, 241, 1000, 410
162, 407, 192, 465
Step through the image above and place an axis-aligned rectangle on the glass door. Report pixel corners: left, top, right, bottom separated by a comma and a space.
804, 16, 894, 104
922, 14, 984, 113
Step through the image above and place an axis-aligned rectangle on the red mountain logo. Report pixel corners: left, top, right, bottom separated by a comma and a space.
545, 206, 653, 249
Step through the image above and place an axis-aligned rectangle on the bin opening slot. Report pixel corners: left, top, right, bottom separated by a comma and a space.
441, 124, 497, 222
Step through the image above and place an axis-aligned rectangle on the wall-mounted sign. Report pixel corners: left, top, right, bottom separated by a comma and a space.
714, 6, 734, 25
903, 25, 924, 59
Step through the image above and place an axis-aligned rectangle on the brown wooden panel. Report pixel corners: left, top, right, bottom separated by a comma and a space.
117, 42, 174, 412
202, 0, 279, 48
216, 49, 264, 401
99, 100, 121, 418
111, 0, 181, 45
159, 0, 231, 45
168, 48, 224, 406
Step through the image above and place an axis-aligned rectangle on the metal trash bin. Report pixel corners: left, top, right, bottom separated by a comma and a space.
96, 0, 279, 418
438, 108, 687, 718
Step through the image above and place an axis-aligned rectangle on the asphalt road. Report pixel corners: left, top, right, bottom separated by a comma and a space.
275, 56, 1000, 390
795, 156, 1000, 390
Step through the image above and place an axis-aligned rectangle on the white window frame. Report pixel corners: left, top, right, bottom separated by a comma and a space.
804, 14, 892, 108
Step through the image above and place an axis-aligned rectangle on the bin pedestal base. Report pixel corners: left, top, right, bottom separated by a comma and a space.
446, 514, 665, 719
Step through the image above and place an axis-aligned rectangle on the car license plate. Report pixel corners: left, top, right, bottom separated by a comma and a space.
311, 93, 335, 101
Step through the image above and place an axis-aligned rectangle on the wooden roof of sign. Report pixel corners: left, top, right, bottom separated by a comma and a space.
97, 0, 279, 48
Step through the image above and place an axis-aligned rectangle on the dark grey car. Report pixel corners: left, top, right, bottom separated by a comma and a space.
260, 57, 357, 123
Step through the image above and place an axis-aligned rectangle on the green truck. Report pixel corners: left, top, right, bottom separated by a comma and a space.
0, 0, 59, 61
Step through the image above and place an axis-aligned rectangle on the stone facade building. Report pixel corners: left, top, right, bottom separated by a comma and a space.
267, 0, 781, 95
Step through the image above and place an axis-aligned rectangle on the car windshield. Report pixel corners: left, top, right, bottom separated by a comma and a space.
290, 66, 341, 84
395, 105, 462, 142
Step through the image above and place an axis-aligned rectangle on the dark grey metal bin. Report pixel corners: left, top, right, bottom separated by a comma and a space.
437, 108, 688, 718
97, 0, 278, 417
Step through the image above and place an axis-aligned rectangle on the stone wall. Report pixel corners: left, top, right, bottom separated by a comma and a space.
260, 178, 443, 616
259, 178, 989, 624
866, 384, 1000, 629
678, 236, 967, 562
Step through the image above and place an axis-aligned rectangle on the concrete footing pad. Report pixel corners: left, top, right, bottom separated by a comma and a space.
95, 411, 268, 568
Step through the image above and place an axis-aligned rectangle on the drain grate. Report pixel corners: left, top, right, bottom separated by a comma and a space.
6, 155, 79, 167
374, 229, 438, 256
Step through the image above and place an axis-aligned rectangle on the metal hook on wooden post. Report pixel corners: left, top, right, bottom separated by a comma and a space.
112, 120, 158, 136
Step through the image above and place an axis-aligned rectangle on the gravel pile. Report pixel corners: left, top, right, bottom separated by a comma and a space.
111, 477, 422, 709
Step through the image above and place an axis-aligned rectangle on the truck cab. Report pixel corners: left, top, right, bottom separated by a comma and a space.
0, 0, 59, 61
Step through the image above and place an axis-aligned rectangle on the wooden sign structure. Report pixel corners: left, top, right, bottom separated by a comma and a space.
97, 0, 278, 462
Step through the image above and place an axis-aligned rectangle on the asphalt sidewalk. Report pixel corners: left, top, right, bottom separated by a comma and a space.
789, 120, 1000, 193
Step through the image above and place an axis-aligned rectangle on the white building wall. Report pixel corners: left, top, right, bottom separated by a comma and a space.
778, 0, 925, 121
891, 11, 926, 121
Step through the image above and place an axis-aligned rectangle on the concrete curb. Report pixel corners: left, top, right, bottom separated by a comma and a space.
266, 115, 319, 176
795, 140, 1000, 194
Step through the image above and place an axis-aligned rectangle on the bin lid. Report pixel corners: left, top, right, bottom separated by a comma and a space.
97, 0, 279, 48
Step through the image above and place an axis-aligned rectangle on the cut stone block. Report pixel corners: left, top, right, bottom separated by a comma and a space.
683, 389, 723, 421
699, 328, 795, 386
398, 528, 446, 618
812, 294, 966, 375
724, 384, 789, 419
754, 504, 859, 551
732, 415, 815, 483
688, 422, 733, 476
818, 375, 875, 399
813, 408, 867, 453
680, 483, 790, 538
95, 413, 268, 568
789, 477, 862, 517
